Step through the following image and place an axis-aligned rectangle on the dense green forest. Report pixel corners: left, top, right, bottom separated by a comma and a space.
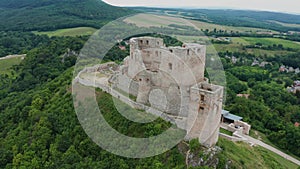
0, 36, 297, 168
0, 32, 50, 57
0, 35, 215, 168
1, 32, 299, 168
219, 50, 300, 157
0, 0, 136, 31
0, 55, 186, 168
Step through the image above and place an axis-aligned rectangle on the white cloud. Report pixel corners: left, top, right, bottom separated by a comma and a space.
103, 0, 300, 14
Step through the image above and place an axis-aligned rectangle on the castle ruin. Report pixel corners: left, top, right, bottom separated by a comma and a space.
109, 37, 224, 147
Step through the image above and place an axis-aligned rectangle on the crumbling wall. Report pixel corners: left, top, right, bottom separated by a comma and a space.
234, 121, 251, 135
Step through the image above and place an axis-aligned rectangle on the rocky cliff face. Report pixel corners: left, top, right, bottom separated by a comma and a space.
178, 141, 230, 169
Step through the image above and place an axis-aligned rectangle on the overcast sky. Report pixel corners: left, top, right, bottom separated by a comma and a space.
103, 0, 300, 14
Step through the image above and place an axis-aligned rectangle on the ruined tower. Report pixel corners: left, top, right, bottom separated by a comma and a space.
113, 37, 224, 147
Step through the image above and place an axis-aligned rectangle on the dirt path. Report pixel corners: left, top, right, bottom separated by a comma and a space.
186, 150, 190, 168
0, 54, 26, 60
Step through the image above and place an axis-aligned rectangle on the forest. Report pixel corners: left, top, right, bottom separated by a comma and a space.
219, 46, 300, 158
0, 32, 50, 57
0, 30, 300, 168
1, 0, 300, 168
0, 0, 136, 31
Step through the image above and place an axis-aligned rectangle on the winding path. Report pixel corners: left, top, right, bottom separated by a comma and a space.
0, 54, 26, 60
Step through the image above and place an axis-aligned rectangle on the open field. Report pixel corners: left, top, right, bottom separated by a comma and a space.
269, 20, 300, 28
242, 37, 300, 49
212, 43, 295, 56
124, 13, 278, 34
208, 37, 300, 57
123, 13, 292, 58
231, 37, 251, 45
190, 20, 278, 34
174, 35, 209, 43
225, 36, 300, 49
218, 138, 299, 169
124, 13, 194, 28
0, 55, 24, 74
170, 36, 298, 57
33, 27, 97, 37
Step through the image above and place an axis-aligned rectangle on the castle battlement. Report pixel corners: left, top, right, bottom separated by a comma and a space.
127, 37, 206, 85
130, 37, 205, 61
130, 37, 165, 50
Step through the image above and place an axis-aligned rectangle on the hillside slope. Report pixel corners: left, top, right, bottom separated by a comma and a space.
0, 64, 298, 168
0, 0, 136, 31
0, 34, 298, 168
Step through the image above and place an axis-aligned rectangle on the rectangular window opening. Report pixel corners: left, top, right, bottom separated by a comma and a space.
169, 63, 173, 70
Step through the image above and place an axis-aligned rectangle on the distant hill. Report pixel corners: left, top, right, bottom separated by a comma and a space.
133, 7, 300, 32
0, 0, 136, 31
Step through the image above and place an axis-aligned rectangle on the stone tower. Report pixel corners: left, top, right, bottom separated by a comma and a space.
187, 82, 224, 147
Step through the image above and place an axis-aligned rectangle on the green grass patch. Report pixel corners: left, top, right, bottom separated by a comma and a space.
219, 128, 233, 136
175, 35, 209, 43
190, 20, 278, 34
33, 27, 97, 37
242, 37, 300, 49
124, 13, 188, 28
95, 88, 185, 138
125, 13, 277, 34
256, 146, 300, 169
269, 20, 300, 28
250, 129, 300, 161
211, 43, 295, 57
0, 56, 23, 74
217, 138, 299, 169
231, 37, 251, 45
249, 130, 274, 146
113, 87, 137, 101
211, 37, 300, 57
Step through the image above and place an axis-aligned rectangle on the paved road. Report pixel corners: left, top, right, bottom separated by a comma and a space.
242, 134, 300, 166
